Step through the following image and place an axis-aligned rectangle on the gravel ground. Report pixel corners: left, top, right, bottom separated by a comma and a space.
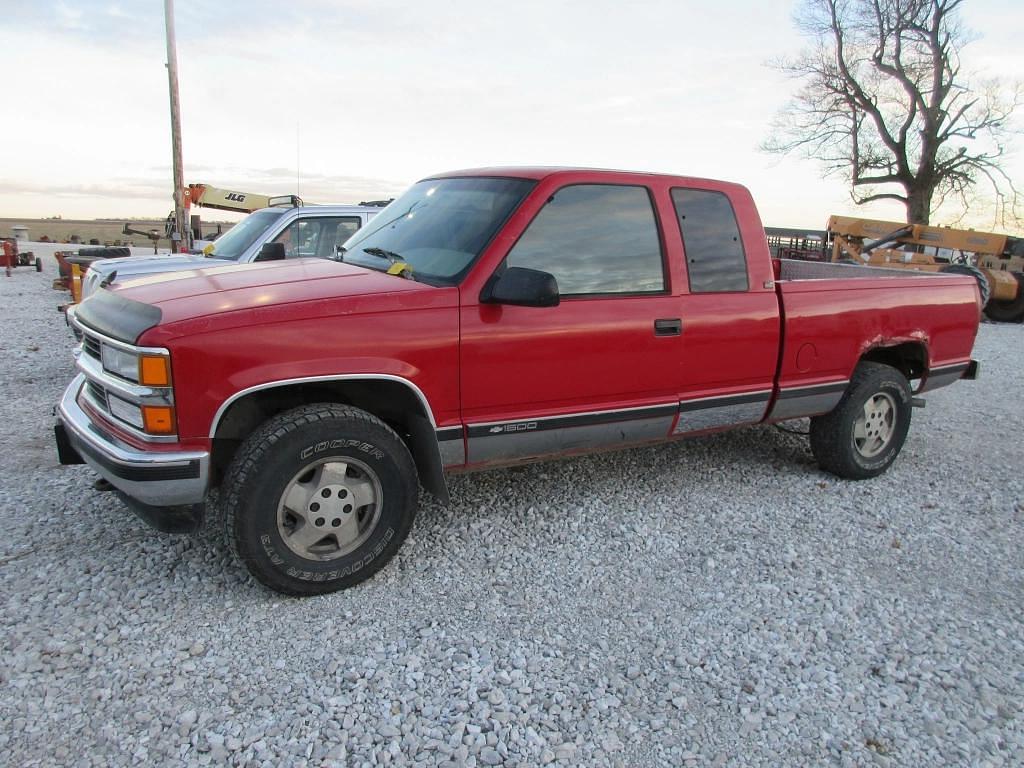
1, 247, 1022, 767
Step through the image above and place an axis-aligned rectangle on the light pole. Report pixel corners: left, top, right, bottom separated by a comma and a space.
164, 0, 187, 253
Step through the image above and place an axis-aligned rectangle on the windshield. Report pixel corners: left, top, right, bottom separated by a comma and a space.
207, 208, 286, 261
340, 177, 535, 283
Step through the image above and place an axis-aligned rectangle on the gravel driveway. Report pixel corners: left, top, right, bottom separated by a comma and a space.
2, 248, 1022, 767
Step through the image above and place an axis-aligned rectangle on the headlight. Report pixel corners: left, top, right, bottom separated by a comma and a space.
99, 345, 171, 386
106, 393, 145, 429
101, 345, 139, 382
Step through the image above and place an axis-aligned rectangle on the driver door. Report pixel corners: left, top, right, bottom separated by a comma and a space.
459, 183, 683, 464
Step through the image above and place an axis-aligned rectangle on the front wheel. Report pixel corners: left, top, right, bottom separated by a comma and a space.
809, 362, 912, 479
221, 404, 418, 595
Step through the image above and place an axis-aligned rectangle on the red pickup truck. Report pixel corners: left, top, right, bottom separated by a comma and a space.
55, 167, 980, 595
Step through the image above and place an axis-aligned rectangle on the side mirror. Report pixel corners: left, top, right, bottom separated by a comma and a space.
255, 242, 286, 262
483, 267, 560, 307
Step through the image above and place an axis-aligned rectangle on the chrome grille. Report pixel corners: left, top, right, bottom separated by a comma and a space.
86, 380, 109, 411
82, 333, 102, 360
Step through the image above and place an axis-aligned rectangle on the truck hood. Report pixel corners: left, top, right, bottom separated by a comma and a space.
82, 253, 232, 300
89, 253, 230, 279
108, 257, 433, 328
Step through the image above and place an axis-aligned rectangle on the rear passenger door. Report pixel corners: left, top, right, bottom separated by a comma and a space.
459, 183, 684, 464
670, 188, 780, 432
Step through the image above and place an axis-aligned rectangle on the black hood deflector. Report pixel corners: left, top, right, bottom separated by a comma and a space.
75, 290, 162, 344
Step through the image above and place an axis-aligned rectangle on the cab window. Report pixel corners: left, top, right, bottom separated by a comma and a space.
505, 184, 664, 295
671, 188, 748, 293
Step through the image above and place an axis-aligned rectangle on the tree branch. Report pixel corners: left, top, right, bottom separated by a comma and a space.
762, 0, 1021, 225
852, 191, 910, 204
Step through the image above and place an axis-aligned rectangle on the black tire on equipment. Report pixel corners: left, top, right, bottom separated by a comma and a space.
76, 246, 132, 260
34, 256, 42, 272
939, 263, 991, 308
221, 403, 419, 596
982, 272, 1024, 323
809, 362, 912, 480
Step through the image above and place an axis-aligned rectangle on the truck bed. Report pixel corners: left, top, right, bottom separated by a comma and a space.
770, 259, 979, 417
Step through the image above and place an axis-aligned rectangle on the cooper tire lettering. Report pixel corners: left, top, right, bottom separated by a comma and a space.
300, 440, 385, 461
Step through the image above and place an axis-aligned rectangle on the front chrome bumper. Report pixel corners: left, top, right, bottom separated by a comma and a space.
56, 374, 210, 507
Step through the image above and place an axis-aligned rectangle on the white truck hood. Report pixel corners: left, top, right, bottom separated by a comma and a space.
83, 253, 232, 299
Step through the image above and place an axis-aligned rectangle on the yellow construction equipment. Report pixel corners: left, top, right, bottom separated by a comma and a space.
183, 183, 302, 249
827, 215, 1024, 322
184, 183, 301, 215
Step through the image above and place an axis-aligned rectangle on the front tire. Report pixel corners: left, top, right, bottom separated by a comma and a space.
221, 404, 418, 595
809, 362, 912, 480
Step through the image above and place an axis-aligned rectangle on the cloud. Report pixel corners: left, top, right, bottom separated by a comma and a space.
0, 177, 168, 200
55, 2, 87, 31
5, 1, 1022, 226
0, 169, 407, 207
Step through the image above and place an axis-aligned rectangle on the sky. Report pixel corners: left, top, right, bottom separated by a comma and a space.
1, 0, 1023, 231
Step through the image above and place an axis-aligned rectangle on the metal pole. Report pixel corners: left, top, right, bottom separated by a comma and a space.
164, 0, 186, 253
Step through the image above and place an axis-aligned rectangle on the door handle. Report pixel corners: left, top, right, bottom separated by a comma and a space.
654, 318, 682, 336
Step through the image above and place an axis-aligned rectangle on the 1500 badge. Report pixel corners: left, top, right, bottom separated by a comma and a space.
489, 422, 539, 434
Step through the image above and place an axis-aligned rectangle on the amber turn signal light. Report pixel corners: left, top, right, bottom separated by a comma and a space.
142, 405, 176, 435
139, 355, 171, 386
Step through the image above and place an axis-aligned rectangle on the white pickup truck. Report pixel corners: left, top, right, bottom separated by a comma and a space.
81, 204, 384, 300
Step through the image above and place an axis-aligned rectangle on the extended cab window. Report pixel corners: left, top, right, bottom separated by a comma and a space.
506, 184, 664, 295
671, 188, 748, 293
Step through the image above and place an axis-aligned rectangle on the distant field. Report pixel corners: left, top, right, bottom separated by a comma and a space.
0, 217, 235, 249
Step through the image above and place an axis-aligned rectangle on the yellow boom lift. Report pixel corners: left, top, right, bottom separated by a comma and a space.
827, 215, 1024, 323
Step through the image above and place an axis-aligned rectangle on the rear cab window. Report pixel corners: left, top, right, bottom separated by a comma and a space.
505, 184, 665, 296
671, 188, 749, 293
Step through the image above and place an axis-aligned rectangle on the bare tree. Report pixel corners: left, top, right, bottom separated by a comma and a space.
764, 0, 1021, 225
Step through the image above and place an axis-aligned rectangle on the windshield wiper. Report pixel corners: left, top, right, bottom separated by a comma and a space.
358, 247, 416, 279
363, 246, 404, 262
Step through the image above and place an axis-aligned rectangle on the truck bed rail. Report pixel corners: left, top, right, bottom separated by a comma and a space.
777, 259, 951, 281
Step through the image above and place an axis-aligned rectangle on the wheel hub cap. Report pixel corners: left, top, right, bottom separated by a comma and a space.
853, 393, 897, 459
276, 458, 382, 561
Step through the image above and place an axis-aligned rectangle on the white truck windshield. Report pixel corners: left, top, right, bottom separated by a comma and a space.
207, 209, 287, 261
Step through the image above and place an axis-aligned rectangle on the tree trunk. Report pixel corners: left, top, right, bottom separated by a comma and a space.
905, 186, 933, 225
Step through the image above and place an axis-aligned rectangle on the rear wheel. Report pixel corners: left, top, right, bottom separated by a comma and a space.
221, 404, 418, 595
809, 362, 912, 479
983, 272, 1024, 323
